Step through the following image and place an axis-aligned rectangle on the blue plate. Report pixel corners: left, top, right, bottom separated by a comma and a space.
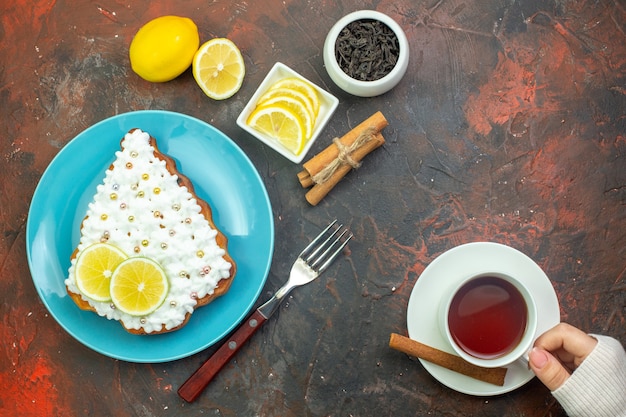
26, 110, 274, 363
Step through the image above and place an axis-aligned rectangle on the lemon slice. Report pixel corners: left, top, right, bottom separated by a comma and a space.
257, 96, 314, 140
257, 87, 316, 121
192, 38, 245, 100
110, 257, 169, 316
75, 243, 127, 302
269, 77, 320, 116
247, 104, 306, 155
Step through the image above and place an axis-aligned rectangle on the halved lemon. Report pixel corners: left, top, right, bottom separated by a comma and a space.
192, 38, 245, 100
110, 257, 169, 316
269, 77, 320, 116
247, 104, 307, 155
75, 243, 127, 302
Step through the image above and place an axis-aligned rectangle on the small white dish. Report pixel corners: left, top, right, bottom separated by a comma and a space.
236, 62, 339, 163
406, 242, 560, 396
323, 10, 409, 97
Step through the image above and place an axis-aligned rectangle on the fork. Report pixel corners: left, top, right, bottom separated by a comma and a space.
178, 220, 353, 402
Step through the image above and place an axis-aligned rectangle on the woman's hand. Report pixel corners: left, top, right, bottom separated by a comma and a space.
529, 323, 598, 391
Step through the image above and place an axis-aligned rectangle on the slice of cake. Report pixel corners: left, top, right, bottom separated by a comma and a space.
65, 128, 236, 334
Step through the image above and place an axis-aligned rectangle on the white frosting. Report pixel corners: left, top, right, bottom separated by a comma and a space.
65, 129, 233, 333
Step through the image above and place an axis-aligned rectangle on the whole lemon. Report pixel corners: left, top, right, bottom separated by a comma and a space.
129, 16, 200, 82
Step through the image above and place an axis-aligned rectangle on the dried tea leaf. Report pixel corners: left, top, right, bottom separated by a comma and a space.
335, 19, 400, 81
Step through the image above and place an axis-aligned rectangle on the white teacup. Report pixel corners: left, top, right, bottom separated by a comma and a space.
440, 272, 538, 368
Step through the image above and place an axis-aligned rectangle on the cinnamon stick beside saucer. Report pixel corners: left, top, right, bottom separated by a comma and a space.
298, 111, 387, 205
389, 333, 507, 386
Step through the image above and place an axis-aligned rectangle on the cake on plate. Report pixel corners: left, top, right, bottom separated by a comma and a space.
64, 128, 236, 334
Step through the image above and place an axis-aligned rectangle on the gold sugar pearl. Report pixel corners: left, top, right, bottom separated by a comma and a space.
125, 162, 133, 169
100, 214, 108, 221
184, 218, 192, 224
141, 173, 149, 181
134, 246, 140, 253
153, 187, 161, 194
110, 193, 117, 200
196, 250, 205, 258
141, 240, 149, 247
128, 215, 135, 222
130, 151, 138, 158
137, 191, 145, 198
172, 203, 181, 211
153, 210, 161, 218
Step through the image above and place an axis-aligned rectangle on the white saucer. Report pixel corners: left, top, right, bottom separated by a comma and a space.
406, 242, 560, 396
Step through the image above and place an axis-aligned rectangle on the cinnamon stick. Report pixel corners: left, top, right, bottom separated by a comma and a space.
304, 132, 385, 205
389, 333, 508, 386
297, 170, 312, 188
298, 111, 388, 188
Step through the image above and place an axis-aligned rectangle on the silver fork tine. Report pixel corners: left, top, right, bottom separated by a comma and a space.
309, 228, 348, 268
314, 230, 353, 274
304, 224, 343, 264
299, 219, 337, 259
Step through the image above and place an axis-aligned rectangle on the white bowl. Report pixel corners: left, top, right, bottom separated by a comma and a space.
323, 10, 409, 97
236, 62, 339, 163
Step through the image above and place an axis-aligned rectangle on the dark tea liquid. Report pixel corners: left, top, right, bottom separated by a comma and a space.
448, 276, 527, 359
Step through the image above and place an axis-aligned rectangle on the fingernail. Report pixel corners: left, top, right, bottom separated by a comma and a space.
529, 347, 549, 368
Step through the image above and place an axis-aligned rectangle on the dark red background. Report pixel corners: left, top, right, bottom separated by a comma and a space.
1, 1, 624, 416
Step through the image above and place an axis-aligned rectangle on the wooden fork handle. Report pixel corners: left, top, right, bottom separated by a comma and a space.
178, 309, 268, 402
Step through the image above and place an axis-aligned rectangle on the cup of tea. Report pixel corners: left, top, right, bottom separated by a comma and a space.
440, 272, 538, 368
